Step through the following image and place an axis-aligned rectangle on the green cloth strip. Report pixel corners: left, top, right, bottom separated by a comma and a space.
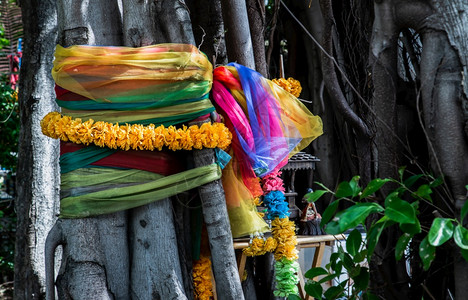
60, 163, 221, 218
60, 146, 115, 174
56, 92, 210, 111
61, 167, 166, 189
61, 105, 215, 126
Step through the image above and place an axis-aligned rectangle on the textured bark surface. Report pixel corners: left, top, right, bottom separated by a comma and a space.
188, 0, 228, 66
192, 144, 245, 300
129, 202, 186, 300
419, 13, 468, 300
15, 1, 59, 299
246, 0, 267, 77
122, 2, 191, 298
53, 214, 129, 300
47, 1, 130, 299
220, 0, 255, 69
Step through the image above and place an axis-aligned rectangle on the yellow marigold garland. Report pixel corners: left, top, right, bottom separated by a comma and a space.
192, 255, 214, 300
272, 77, 302, 98
41, 112, 232, 151
271, 217, 298, 261
243, 236, 278, 257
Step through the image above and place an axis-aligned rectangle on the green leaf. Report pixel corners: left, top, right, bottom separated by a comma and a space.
288, 294, 301, 300
385, 191, 400, 205
453, 225, 468, 250
341, 252, 355, 271
360, 178, 390, 199
304, 190, 327, 203
348, 265, 361, 278
346, 228, 362, 257
318, 273, 341, 284
461, 199, 468, 222
339, 203, 384, 232
321, 199, 340, 226
385, 198, 416, 224
403, 174, 423, 188
419, 236, 436, 270
304, 267, 328, 279
324, 286, 345, 300
335, 181, 354, 198
395, 233, 412, 260
416, 184, 432, 202
305, 281, 323, 299
327, 252, 340, 270
461, 249, 468, 262
398, 166, 406, 182
367, 221, 389, 258
429, 177, 443, 188
353, 249, 367, 263
428, 218, 454, 246
353, 266, 370, 291
325, 220, 341, 235
349, 175, 361, 197
400, 218, 421, 234
314, 181, 329, 191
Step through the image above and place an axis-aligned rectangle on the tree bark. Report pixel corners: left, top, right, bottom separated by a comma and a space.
122, 1, 193, 298
15, 1, 59, 299
220, 0, 255, 69
192, 142, 245, 300
368, 2, 411, 299
46, 1, 130, 299
419, 27, 468, 300
319, 0, 370, 139
188, 0, 228, 66
246, 0, 267, 77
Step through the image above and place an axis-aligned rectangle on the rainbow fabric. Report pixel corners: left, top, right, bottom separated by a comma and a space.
211, 64, 323, 237
43, 44, 323, 239
49, 44, 221, 218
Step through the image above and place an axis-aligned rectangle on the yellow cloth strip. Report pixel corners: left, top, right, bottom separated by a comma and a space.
52, 44, 213, 101
61, 99, 214, 124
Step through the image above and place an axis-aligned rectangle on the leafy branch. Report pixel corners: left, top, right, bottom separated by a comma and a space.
302, 167, 468, 299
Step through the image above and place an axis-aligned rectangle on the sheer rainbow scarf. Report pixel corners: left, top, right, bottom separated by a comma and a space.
211, 64, 323, 237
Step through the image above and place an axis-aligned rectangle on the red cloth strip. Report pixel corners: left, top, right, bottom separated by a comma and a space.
61, 142, 184, 176
55, 85, 90, 101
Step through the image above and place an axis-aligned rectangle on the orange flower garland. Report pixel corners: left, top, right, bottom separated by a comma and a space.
41, 112, 232, 151
192, 255, 214, 300
243, 235, 278, 257
272, 77, 302, 98
271, 217, 298, 261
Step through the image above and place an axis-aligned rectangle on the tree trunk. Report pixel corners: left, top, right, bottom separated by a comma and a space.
220, 0, 255, 69
419, 13, 468, 300
188, 0, 228, 66
122, 1, 193, 298
15, 1, 59, 299
367, 2, 410, 299
192, 142, 245, 300
47, 1, 130, 299
246, 0, 267, 77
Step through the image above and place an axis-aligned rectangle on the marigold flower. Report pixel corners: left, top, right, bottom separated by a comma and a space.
40, 112, 232, 152
192, 255, 213, 300
272, 77, 302, 98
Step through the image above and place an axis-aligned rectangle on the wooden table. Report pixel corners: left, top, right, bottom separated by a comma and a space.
233, 234, 346, 300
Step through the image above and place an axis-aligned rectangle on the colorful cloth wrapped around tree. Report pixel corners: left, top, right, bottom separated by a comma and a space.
41, 44, 323, 245
42, 44, 230, 218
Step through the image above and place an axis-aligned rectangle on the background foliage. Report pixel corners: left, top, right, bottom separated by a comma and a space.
0, 0, 22, 286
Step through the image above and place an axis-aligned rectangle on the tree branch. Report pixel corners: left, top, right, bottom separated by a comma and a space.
319, 0, 371, 138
